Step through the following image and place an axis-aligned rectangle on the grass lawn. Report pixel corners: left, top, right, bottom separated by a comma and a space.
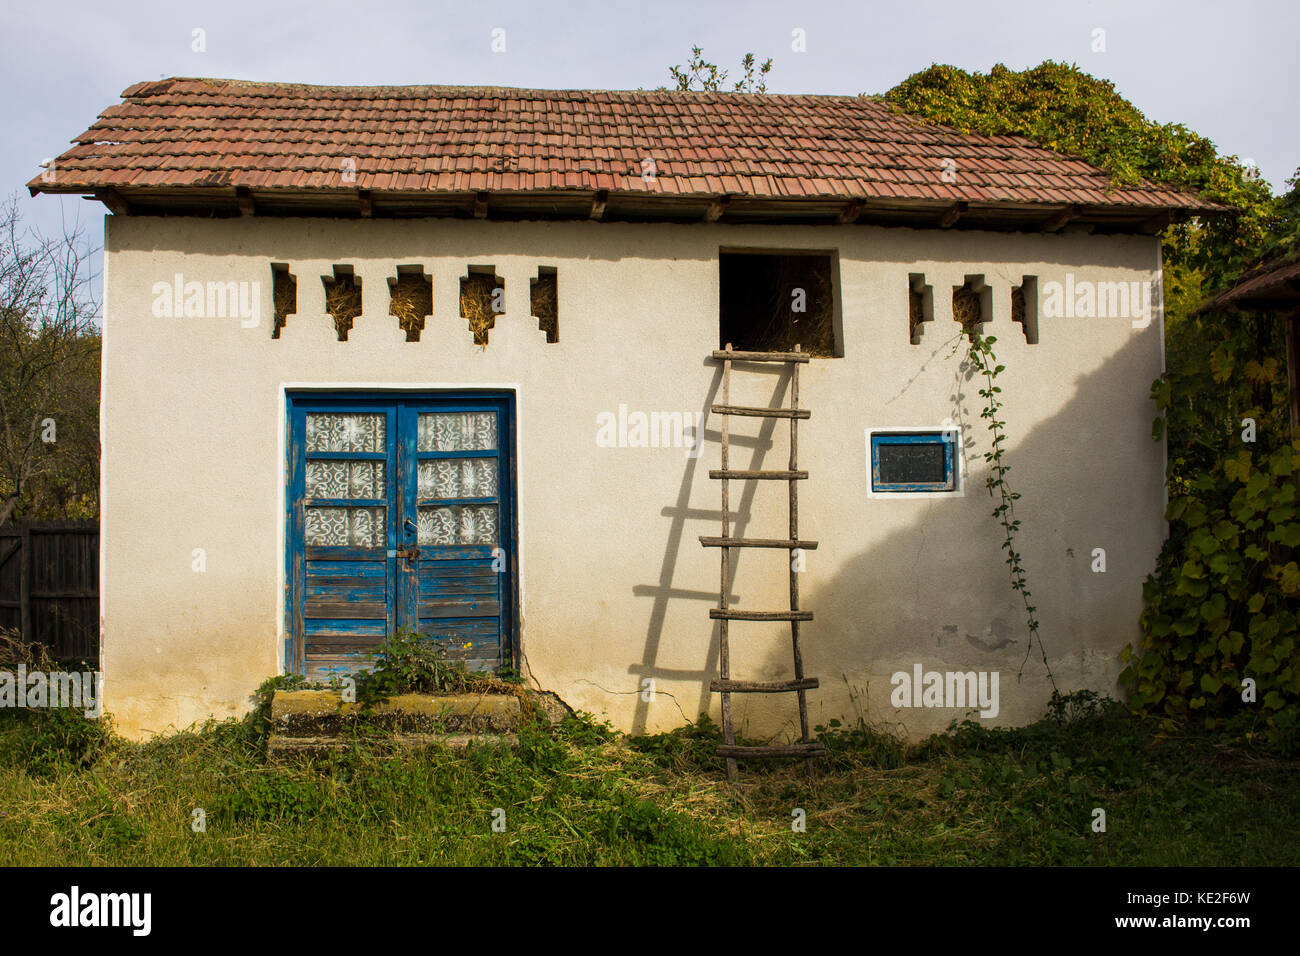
1, 691, 1296, 866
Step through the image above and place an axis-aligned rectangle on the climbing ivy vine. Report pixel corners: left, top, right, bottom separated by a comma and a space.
951, 332, 1055, 687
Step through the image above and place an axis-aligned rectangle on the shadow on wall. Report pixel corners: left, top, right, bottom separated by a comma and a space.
627, 327, 1163, 738
627, 357, 793, 733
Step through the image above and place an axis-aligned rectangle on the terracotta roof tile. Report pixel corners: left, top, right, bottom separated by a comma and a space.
29, 77, 1221, 213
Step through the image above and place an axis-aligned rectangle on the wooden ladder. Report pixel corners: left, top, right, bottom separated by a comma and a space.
702, 344, 825, 780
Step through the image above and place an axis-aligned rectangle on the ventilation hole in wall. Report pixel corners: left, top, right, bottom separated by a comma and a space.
908, 273, 933, 345
719, 250, 840, 357
389, 265, 433, 342
322, 266, 362, 342
952, 275, 990, 342
531, 266, 558, 343
1012, 275, 1039, 345
271, 263, 296, 339
460, 266, 504, 346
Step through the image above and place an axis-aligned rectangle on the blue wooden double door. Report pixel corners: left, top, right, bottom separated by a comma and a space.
286, 392, 517, 681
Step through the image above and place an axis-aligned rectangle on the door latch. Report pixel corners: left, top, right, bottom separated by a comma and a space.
397, 545, 421, 562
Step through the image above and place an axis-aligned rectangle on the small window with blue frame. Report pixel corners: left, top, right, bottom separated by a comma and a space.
870, 431, 957, 493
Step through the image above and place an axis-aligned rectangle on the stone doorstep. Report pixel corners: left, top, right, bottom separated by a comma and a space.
271, 689, 524, 738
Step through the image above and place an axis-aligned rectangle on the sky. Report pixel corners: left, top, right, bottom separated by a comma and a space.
2, 0, 1297, 247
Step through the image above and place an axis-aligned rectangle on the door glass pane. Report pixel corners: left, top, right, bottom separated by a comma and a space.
306, 413, 386, 453
418, 458, 497, 499
305, 506, 386, 547
418, 412, 497, 451
418, 504, 498, 545
306, 460, 386, 499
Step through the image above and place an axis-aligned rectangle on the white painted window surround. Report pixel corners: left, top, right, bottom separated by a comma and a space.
864, 426, 966, 500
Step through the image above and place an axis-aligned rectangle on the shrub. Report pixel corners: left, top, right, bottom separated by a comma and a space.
0, 627, 117, 774
354, 631, 502, 703
1123, 441, 1300, 740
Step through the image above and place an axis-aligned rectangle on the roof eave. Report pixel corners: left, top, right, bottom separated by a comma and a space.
28, 181, 1226, 235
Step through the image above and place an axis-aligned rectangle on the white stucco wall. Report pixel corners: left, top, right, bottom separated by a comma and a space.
100, 214, 1165, 741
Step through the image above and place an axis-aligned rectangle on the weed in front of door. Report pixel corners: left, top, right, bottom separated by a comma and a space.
352, 630, 519, 705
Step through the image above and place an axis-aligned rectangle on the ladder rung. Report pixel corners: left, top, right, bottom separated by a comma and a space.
709, 469, 807, 480
711, 678, 819, 694
712, 349, 811, 364
711, 404, 810, 419
710, 609, 813, 622
700, 537, 818, 549
716, 742, 826, 759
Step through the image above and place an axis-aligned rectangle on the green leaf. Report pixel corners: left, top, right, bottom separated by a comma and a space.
1246, 472, 1269, 501
1212, 520, 1238, 542
1274, 523, 1300, 547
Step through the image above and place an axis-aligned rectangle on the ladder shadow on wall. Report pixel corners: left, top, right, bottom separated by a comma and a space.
628, 361, 794, 734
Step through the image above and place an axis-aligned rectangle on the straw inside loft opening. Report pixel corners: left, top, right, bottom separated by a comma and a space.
389, 267, 433, 342
322, 267, 362, 341
461, 268, 503, 346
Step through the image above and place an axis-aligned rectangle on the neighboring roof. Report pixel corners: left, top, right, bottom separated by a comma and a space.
1196, 250, 1300, 314
29, 77, 1226, 230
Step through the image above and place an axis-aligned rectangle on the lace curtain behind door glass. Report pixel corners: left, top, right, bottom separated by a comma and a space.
418, 412, 496, 451
418, 504, 498, 545
304, 412, 387, 547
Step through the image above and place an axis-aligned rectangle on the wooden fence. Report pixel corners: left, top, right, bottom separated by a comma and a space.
0, 520, 98, 662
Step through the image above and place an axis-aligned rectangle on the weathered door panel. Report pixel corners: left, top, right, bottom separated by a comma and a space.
289, 404, 397, 681
406, 404, 510, 671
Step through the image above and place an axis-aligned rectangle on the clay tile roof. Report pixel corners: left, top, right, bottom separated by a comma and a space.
1196, 250, 1300, 314
29, 77, 1223, 216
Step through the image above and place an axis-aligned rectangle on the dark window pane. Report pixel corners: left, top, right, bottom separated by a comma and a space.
877, 441, 947, 486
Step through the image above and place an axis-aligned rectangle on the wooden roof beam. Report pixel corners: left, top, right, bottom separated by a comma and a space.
1138, 211, 1172, 235
938, 201, 968, 229
473, 191, 489, 219
236, 186, 255, 216
705, 195, 730, 222
358, 189, 373, 218
94, 188, 130, 215
589, 189, 608, 221
1284, 308, 1300, 439
837, 200, 865, 224
1042, 203, 1081, 233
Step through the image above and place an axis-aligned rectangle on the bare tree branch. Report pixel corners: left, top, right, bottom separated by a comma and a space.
0, 194, 100, 526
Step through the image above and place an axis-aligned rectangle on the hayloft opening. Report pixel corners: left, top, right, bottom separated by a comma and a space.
322, 266, 361, 341
461, 266, 504, 346
389, 266, 433, 342
1012, 275, 1039, 345
272, 263, 296, 339
908, 273, 933, 345
531, 266, 558, 343
719, 250, 841, 357
952, 275, 990, 342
